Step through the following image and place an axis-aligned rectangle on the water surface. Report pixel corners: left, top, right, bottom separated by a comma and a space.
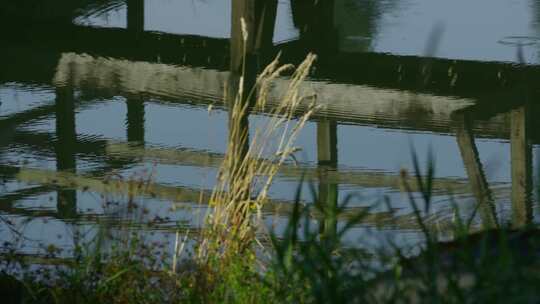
1, 0, 540, 262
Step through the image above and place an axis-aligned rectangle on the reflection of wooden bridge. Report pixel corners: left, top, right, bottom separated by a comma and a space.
52, 52, 476, 132
2, 11, 539, 138
2, 166, 460, 230
0, 0, 537, 232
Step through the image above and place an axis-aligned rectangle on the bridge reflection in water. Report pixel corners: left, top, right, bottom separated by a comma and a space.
0, 0, 539, 260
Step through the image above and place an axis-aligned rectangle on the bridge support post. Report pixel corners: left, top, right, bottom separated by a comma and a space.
317, 120, 338, 239
510, 105, 532, 227
127, 0, 145, 33
291, 0, 338, 55
228, 0, 278, 172
55, 86, 77, 219
454, 113, 497, 228
126, 99, 145, 144
317, 121, 338, 166
230, 0, 277, 76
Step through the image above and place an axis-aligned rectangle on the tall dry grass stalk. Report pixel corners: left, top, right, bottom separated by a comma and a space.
197, 53, 319, 265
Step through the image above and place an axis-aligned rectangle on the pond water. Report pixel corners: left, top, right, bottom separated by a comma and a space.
1, 0, 540, 261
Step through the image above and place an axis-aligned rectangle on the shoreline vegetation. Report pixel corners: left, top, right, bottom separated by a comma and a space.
2, 53, 540, 304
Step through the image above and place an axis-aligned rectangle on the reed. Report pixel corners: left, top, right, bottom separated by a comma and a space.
194, 51, 318, 290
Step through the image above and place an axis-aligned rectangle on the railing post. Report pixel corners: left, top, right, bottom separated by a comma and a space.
55, 85, 77, 219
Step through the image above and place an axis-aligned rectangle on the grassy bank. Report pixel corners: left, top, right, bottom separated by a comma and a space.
5, 180, 540, 303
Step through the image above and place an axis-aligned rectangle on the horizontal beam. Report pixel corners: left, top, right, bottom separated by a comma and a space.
53, 52, 540, 142
53, 52, 490, 136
